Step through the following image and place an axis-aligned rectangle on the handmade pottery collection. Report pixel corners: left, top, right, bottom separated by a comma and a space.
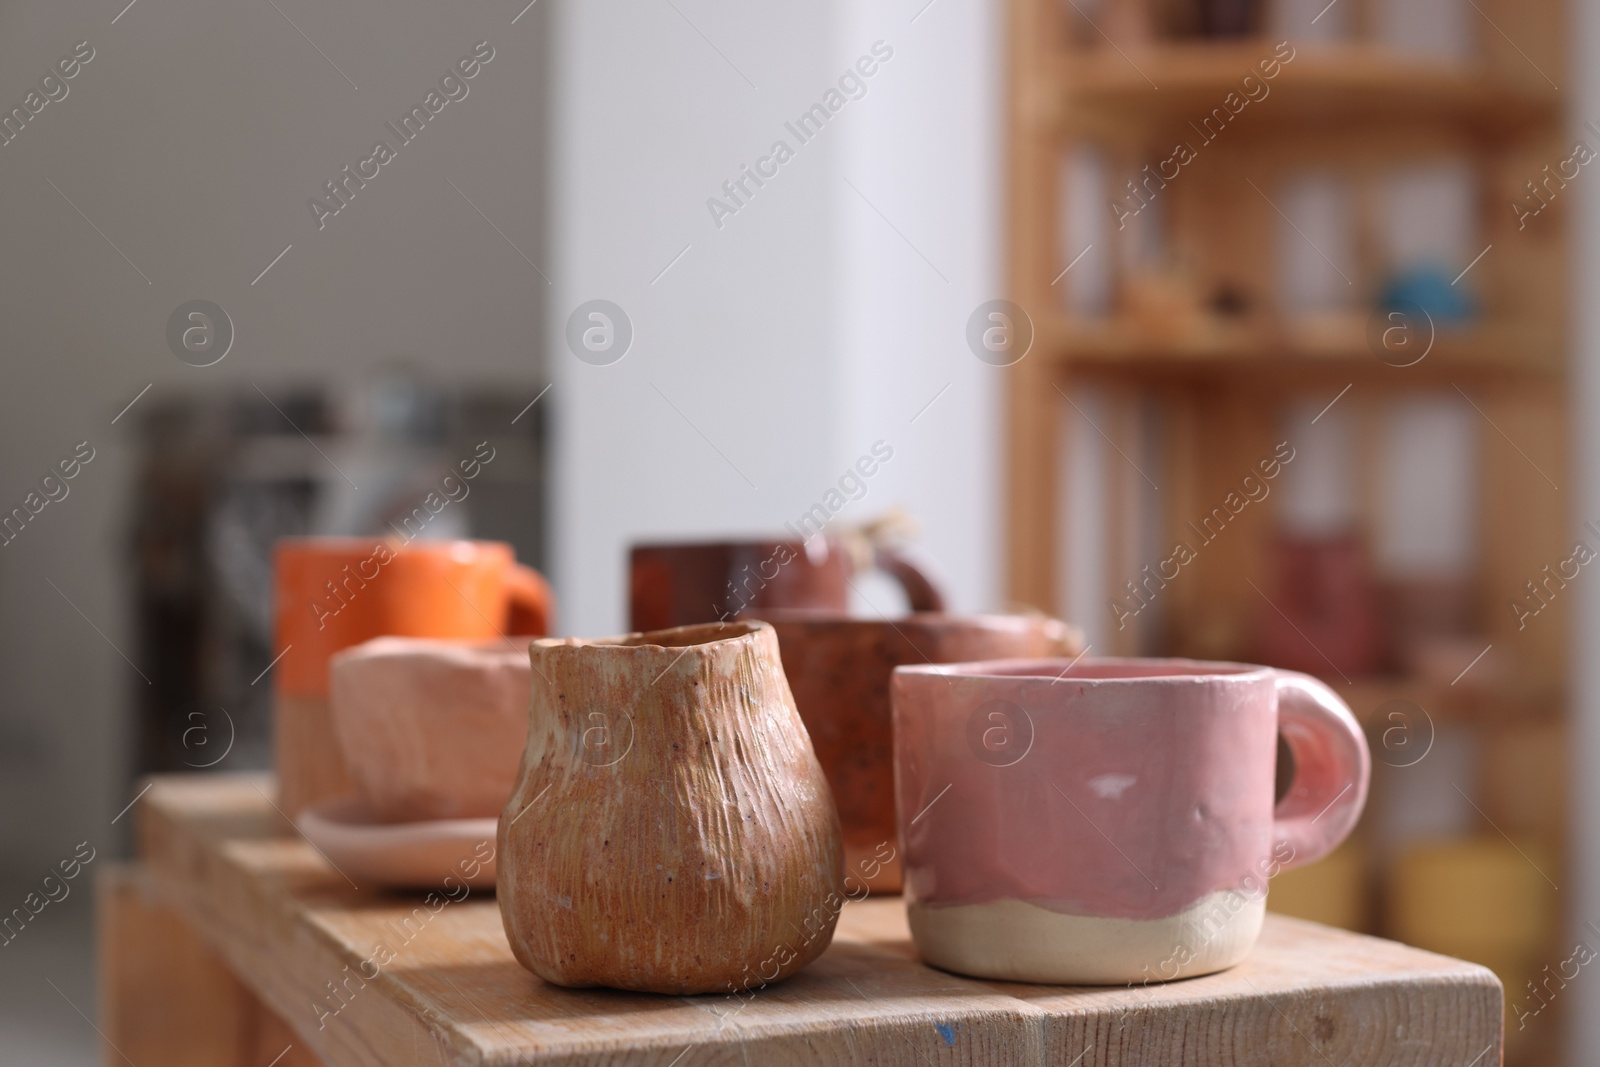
891, 659, 1370, 984
753, 611, 1083, 892
271, 528, 1371, 996
272, 537, 552, 818
496, 621, 844, 994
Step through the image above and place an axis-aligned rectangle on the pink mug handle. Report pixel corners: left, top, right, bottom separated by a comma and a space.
1272, 670, 1370, 870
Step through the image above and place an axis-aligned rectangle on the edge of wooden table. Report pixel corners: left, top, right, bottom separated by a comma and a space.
118, 773, 1503, 1067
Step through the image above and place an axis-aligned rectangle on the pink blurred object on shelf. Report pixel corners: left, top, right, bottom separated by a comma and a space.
1402, 634, 1503, 690
1257, 533, 1382, 678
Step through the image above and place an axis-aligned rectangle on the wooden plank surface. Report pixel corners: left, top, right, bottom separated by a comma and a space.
133, 774, 1502, 1066
99, 863, 329, 1067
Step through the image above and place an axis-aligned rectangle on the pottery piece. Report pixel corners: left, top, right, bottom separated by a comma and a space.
498, 621, 844, 995
755, 611, 1083, 892
629, 536, 945, 632
272, 537, 554, 818
1256, 533, 1380, 678
329, 637, 532, 822
1195, 0, 1261, 36
296, 795, 497, 891
892, 658, 1369, 985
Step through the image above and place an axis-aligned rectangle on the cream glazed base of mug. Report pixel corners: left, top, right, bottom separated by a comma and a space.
908, 891, 1266, 985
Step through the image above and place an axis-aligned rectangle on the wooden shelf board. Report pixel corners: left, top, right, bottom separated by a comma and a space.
1339, 674, 1563, 728
131, 772, 1505, 1067
1060, 42, 1559, 136
1035, 316, 1562, 381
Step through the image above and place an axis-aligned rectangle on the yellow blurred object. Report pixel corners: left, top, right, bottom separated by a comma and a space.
1387, 835, 1559, 1063
1480, 722, 1567, 838
1388, 837, 1556, 961
1267, 838, 1368, 931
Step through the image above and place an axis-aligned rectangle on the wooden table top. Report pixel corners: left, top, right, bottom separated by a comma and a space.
134, 774, 1502, 1066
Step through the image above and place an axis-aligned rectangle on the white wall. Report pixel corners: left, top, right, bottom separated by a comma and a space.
551, 0, 1003, 635
837, 0, 1004, 617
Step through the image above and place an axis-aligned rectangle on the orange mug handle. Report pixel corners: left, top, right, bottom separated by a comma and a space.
1271, 670, 1370, 870
505, 563, 555, 636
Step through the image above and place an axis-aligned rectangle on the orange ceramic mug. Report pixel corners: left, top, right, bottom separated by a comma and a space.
272, 537, 553, 817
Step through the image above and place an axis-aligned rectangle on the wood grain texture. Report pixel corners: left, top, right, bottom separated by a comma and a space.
99, 863, 330, 1067
1000, 0, 1065, 618
132, 774, 1502, 1066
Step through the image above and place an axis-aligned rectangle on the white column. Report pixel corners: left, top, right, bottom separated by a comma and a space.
835, 0, 1004, 616
549, 0, 844, 637
550, 0, 1003, 634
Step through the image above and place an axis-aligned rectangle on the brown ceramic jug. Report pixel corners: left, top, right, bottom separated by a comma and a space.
629, 535, 945, 632
753, 611, 1083, 893
497, 621, 844, 995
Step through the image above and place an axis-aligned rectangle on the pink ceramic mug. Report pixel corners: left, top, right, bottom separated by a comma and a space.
891, 658, 1369, 984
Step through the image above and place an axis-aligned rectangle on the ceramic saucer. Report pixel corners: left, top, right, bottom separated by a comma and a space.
296, 795, 497, 891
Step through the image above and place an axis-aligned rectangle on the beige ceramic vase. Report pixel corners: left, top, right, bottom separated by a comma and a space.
497, 620, 845, 995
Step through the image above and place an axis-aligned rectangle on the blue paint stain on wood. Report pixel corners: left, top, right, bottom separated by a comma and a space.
934, 1022, 959, 1046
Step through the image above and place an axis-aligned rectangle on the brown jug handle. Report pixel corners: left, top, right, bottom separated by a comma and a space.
505, 563, 555, 636
873, 546, 946, 613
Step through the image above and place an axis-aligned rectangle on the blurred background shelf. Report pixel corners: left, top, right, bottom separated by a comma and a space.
1059, 42, 1559, 136
1006, 0, 1569, 1061
1038, 316, 1563, 379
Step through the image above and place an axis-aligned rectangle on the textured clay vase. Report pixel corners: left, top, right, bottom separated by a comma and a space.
755, 611, 1082, 892
892, 658, 1369, 985
498, 621, 845, 995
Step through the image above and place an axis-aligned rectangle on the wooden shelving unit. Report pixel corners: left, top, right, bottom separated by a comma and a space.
1060, 42, 1558, 135
1005, 1, 1568, 1062
1040, 314, 1563, 379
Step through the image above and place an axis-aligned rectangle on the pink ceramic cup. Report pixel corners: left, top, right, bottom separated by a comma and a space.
891, 658, 1369, 984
